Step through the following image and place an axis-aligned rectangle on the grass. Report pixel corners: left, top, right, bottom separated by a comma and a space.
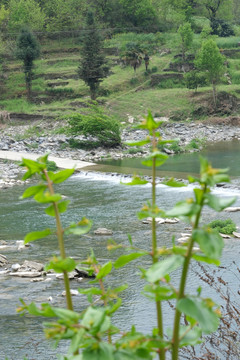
1, 30, 240, 124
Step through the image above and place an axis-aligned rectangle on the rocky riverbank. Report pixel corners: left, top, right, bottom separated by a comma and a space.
1, 119, 240, 187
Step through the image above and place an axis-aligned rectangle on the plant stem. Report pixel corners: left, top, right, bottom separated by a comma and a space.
171, 185, 206, 360
151, 132, 165, 360
44, 169, 73, 311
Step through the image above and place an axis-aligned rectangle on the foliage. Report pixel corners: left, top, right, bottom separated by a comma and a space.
195, 38, 225, 106
15, 28, 40, 100
46, 159, 58, 171
184, 70, 208, 91
211, 19, 235, 37
119, 0, 158, 29
17, 111, 237, 360
178, 22, 193, 60
8, 0, 46, 31
78, 11, 109, 100
208, 219, 236, 234
67, 105, 121, 148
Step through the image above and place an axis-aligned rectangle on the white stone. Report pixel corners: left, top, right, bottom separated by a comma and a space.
224, 207, 240, 212
233, 232, 240, 239
11, 263, 21, 271
94, 228, 113, 235
219, 233, 231, 239
62, 289, 79, 296
9, 271, 42, 278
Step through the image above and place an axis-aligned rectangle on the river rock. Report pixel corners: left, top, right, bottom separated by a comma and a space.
224, 207, 240, 212
220, 233, 231, 239
0, 254, 8, 266
164, 218, 179, 224
233, 232, 240, 238
94, 228, 113, 235
9, 271, 42, 277
22, 260, 44, 272
11, 263, 21, 271
62, 289, 79, 296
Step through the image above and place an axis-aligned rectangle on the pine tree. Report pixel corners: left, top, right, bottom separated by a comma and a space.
15, 28, 40, 101
78, 11, 109, 100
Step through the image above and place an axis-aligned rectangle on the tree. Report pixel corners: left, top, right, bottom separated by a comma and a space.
78, 11, 109, 100
178, 22, 193, 61
15, 28, 40, 100
195, 39, 225, 107
8, 0, 46, 32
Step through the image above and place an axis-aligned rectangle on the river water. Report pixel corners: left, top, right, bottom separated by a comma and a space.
1, 141, 240, 359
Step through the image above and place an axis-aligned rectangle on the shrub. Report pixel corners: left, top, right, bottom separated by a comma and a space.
208, 219, 236, 234
184, 70, 208, 91
68, 105, 121, 148
211, 19, 235, 37
46, 160, 58, 171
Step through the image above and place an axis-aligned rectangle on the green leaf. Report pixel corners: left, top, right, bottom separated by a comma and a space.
82, 343, 114, 360
179, 326, 202, 346
125, 139, 151, 147
121, 175, 148, 186
20, 158, 46, 173
163, 178, 186, 187
45, 256, 76, 273
138, 110, 159, 131
24, 228, 52, 244
48, 169, 75, 184
145, 255, 184, 283
144, 284, 176, 301
27, 302, 56, 317
45, 200, 70, 217
21, 184, 47, 199
65, 217, 92, 235
114, 252, 147, 269
96, 261, 112, 279
192, 254, 220, 265
81, 307, 110, 335
192, 228, 224, 259
177, 297, 220, 333
34, 191, 62, 203
204, 194, 236, 211
141, 152, 168, 167
166, 201, 200, 217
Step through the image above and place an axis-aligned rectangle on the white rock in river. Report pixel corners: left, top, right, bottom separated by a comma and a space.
224, 207, 240, 212
62, 289, 79, 296
94, 228, 113, 235
9, 271, 42, 278
219, 233, 231, 239
11, 263, 21, 271
233, 232, 240, 239
22, 260, 44, 272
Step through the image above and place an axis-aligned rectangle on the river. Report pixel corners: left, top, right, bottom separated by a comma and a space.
1, 141, 240, 359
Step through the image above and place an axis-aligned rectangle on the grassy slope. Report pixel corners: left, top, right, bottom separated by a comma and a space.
1, 32, 240, 123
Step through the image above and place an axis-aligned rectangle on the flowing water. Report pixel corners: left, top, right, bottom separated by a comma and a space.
1, 141, 240, 359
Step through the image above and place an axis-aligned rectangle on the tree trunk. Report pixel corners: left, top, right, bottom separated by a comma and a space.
212, 81, 217, 109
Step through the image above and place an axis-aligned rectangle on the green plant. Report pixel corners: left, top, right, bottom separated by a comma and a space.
15, 28, 40, 100
208, 219, 236, 234
67, 105, 121, 148
17, 112, 236, 360
46, 159, 58, 171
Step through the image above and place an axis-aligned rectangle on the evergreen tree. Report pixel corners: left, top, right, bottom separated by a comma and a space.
78, 11, 109, 100
15, 28, 40, 100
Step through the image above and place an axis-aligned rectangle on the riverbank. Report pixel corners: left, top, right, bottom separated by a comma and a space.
1, 118, 240, 188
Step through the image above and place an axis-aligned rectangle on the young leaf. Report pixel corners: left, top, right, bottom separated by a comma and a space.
192, 228, 224, 259
21, 184, 47, 199
177, 297, 220, 333
48, 169, 75, 184
34, 191, 62, 204
65, 217, 92, 235
121, 175, 148, 186
163, 178, 186, 187
204, 194, 236, 211
24, 228, 52, 244
45, 256, 76, 273
125, 139, 151, 147
146, 255, 184, 283
114, 252, 148, 269
142, 152, 168, 167
179, 326, 202, 346
166, 201, 200, 217
96, 261, 112, 279
45, 200, 70, 217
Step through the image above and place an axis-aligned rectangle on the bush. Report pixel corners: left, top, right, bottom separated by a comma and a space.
184, 70, 208, 91
208, 219, 236, 234
46, 160, 58, 171
67, 105, 121, 148
211, 19, 235, 37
